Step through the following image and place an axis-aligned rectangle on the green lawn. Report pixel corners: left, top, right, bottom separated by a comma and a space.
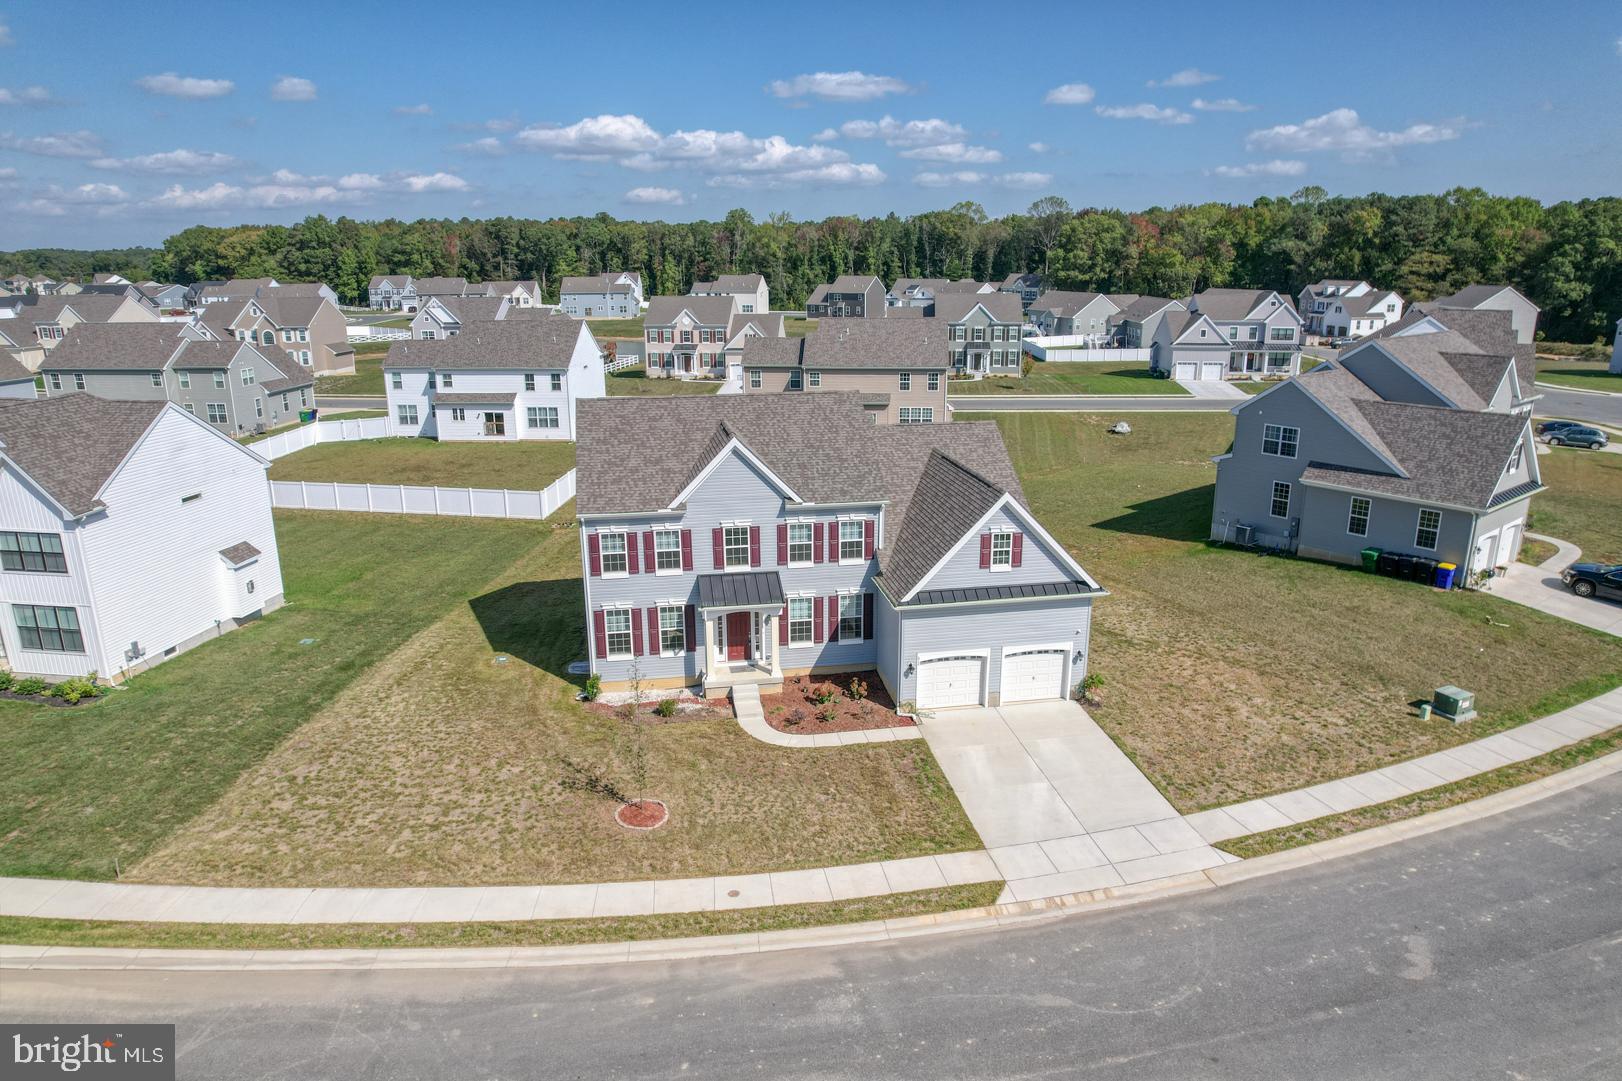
1528, 447, 1622, 564
607, 370, 721, 397
785, 316, 816, 337
1231, 381, 1275, 395
314, 341, 390, 397
959, 411, 1622, 811
585, 316, 645, 339
948, 364, 1189, 396
0, 513, 549, 880
1534, 357, 1622, 393
269, 437, 576, 491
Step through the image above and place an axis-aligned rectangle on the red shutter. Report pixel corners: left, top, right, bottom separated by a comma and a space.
813, 596, 825, 643
863, 518, 875, 559
646, 607, 659, 653
1011, 533, 1024, 567
830, 524, 841, 562
642, 531, 655, 573
749, 525, 761, 567
862, 592, 874, 640
592, 610, 607, 658
711, 527, 724, 570
776, 523, 788, 566
588, 532, 602, 577
630, 611, 644, 657
978, 533, 992, 569
627, 531, 641, 575
684, 604, 697, 653
779, 604, 789, 644
813, 522, 825, 564
680, 529, 693, 571
827, 595, 840, 642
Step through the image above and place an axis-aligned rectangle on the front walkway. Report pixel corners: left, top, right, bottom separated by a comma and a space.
1175, 379, 1247, 399
731, 684, 924, 748
1484, 533, 1622, 638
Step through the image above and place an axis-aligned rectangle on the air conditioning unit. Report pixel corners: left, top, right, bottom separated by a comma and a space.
1432, 685, 1477, 723
1234, 524, 1255, 546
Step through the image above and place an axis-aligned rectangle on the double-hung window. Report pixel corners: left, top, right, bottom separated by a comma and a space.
1347, 497, 1371, 537
1270, 481, 1292, 519
212, 371, 226, 389
603, 608, 633, 657
48, 373, 61, 391
927, 372, 940, 391
787, 522, 813, 564
206, 403, 228, 424
451, 407, 467, 422
898, 372, 911, 391
787, 597, 814, 645
550, 373, 562, 392
653, 529, 682, 572
391, 372, 403, 390
1261, 424, 1298, 458
73, 374, 86, 391
838, 593, 863, 641
441, 372, 454, 389
13, 604, 83, 653
723, 525, 751, 569
808, 371, 821, 388
787, 370, 802, 390
838, 519, 865, 562
527, 406, 559, 429
1415, 508, 1442, 550
524, 373, 535, 391
599, 531, 628, 575
0, 532, 67, 574
658, 605, 685, 653
397, 404, 419, 426
990, 530, 1013, 568
149, 372, 162, 387
749, 370, 762, 389
241, 367, 256, 386
179, 371, 191, 388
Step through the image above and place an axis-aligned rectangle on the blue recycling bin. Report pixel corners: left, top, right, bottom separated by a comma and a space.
1434, 562, 1457, 590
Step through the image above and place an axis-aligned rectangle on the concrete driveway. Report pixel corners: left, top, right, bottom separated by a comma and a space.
919, 701, 1229, 902
1486, 533, 1622, 638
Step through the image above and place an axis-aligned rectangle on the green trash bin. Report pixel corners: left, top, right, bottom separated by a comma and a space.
298, 409, 317, 423
1360, 547, 1381, 573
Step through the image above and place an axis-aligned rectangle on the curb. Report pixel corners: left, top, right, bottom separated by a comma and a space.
1533, 380, 1621, 398
7, 749, 1616, 973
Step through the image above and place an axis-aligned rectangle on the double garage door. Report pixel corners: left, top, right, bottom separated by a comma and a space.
1173, 361, 1225, 382
915, 648, 1067, 710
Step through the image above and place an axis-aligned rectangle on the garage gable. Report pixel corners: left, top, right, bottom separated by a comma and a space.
914, 503, 1082, 595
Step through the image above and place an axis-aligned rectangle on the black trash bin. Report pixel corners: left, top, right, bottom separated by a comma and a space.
1395, 554, 1415, 580
1411, 556, 1438, 583
1377, 551, 1399, 577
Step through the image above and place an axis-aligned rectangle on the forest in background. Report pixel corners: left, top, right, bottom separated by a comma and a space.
4, 187, 1618, 342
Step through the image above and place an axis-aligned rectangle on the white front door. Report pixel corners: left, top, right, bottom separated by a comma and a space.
916, 655, 984, 710
1173, 362, 1196, 381
1199, 361, 1225, 381
1000, 649, 1066, 704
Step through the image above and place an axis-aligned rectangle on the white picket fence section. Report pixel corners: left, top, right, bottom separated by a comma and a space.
253, 417, 391, 461
346, 325, 410, 343
272, 469, 576, 521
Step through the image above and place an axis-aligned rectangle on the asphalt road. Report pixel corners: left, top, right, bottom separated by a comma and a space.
6, 773, 1620, 1080
1536, 385, 1622, 429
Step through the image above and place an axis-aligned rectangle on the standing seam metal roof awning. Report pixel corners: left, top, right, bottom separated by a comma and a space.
696, 571, 786, 610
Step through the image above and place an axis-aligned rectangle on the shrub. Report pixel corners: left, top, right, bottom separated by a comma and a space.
1021, 355, 1035, 378
582, 673, 601, 701
845, 677, 868, 702
811, 683, 839, 706
817, 703, 839, 724
0, 671, 12, 692
51, 676, 100, 705
13, 677, 47, 697
653, 698, 678, 718
784, 707, 807, 728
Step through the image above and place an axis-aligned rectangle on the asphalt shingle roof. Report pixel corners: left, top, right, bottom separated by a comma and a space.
0, 352, 34, 384
692, 273, 764, 293
645, 295, 738, 326
932, 292, 1023, 323
739, 320, 952, 370
1188, 288, 1293, 322
1115, 295, 1184, 323
39, 323, 196, 371
0, 395, 167, 515
384, 313, 586, 370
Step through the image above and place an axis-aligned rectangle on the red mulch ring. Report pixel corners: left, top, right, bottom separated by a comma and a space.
615, 799, 669, 830
762, 670, 915, 734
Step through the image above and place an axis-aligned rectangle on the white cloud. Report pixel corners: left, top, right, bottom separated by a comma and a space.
270, 76, 317, 102
1245, 107, 1462, 160
399, 171, 468, 192
811, 128, 838, 142
709, 162, 886, 189
1028, 142, 1049, 154
0, 19, 11, 46
994, 171, 1053, 190
457, 136, 507, 156
147, 181, 369, 211
914, 171, 984, 187
624, 186, 686, 205
136, 72, 235, 99
89, 148, 238, 174
913, 170, 1052, 190
1148, 68, 1219, 88
394, 103, 432, 116
766, 71, 913, 101
835, 115, 967, 147
1192, 97, 1258, 113
1095, 103, 1195, 125
1615, 35, 1622, 56
334, 172, 383, 190
17, 182, 130, 217
515, 114, 661, 158
0, 167, 17, 179
0, 85, 62, 107
1043, 83, 1095, 106
0, 129, 103, 158
1211, 159, 1307, 178
898, 142, 1003, 164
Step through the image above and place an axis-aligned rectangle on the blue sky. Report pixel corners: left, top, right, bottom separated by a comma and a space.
3, 0, 1618, 248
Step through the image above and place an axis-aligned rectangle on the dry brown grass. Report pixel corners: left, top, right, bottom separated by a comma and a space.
130, 528, 977, 888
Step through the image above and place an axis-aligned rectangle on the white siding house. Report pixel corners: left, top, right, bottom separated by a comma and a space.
559, 273, 644, 318
0, 396, 283, 682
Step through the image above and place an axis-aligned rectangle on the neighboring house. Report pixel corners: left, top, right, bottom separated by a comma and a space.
1611, 316, 1622, 376
1211, 359, 1541, 579
1296, 280, 1404, 339
0, 395, 285, 681
740, 321, 951, 424
1026, 291, 1139, 337
252, 295, 354, 375
886, 279, 992, 312
92, 273, 130, 285
485, 280, 544, 308
934, 292, 1026, 377
999, 273, 1044, 310
805, 275, 886, 318
1182, 288, 1304, 381
0, 353, 36, 399
1417, 284, 1541, 346
135, 282, 191, 311
642, 295, 740, 379
559, 272, 644, 318
0, 294, 160, 369
1148, 310, 1239, 382
197, 278, 339, 306
187, 280, 224, 306
1113, 296, 1186, 349
369, 275, 417, 311
573, 392, 1105, 708
197, 278, 278, 304
413, 277, 489, 301
382, 313, 606, 441
410, 295, 510, 340
1353, 307, 1539, 416
38, 322, 314, 435
691, 273, 769, 314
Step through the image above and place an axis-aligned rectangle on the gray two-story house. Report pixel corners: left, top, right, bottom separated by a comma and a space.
1026, 291, 1138, 338
998, 273, 1044, 310
935, 292, 1026, 377
576, 393, 1104, 710
369, 275, 417, 311
740, 321, 952, 424
805, 275, 885, 318
1182, 288, 1304, 381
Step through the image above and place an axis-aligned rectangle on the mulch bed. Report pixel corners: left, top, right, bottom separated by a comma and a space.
762, 671, 916, 734
0, 688, 102, 708
583, 697, 732, 724
614, 799, 669, 830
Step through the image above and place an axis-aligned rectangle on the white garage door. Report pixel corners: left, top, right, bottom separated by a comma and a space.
1199, 361, 1225, 382
1173, 362, 1196, 381
916, 656, 984, 710
1000, 649, 1066, 704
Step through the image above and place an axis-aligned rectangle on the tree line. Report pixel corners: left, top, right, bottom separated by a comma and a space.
4, 187, 1617, 342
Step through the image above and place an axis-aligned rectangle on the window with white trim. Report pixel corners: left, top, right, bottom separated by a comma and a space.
397, 404, 419, 426
723, 525, 751, 569
206, 403, 227, 424
787, 370, 802, 390
928, 372, 940, 391
899, 407, 933, 424
212, 371, 225, 389
898, 372, 911, 391
73, 374, 85, 391
48, 373, 61, 391
1506, 441, 1524, 474
654, 529, 682, 572
599, 531, 628, 575
391, 372, 403, 390
550, 372, 562, 392
1415, 508, 1442, 550
787, 521, 813, 564
1270, 481, 1291, 519
749, 369, 761, 389
13, 604, 84, 653
603, 608, 633, 658
808, 371, 821, 388
527, 406, 559, 429
441, 372, 454, 388
1347, 497, 1371, 537
149, 372, 162, 387
788, 597, 813, 645
524, 373, 535, 391
451, 407, 466, 422
0, 531, 67, 574
1262, 424, 1298, 458
241, 367, 256, 385
658, 605, 685, 654
990, 530, 1013, 567
838, 519, 865, 562
838, 593, 863, 641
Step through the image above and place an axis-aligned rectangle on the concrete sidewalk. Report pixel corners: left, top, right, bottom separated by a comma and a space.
729, 683, 924, 748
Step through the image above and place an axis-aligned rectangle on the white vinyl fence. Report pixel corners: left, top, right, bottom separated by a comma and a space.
272, 469, 576, 521
254, 416, 391, 461
345, 325, 410, 343
1023, 335, 1151, 363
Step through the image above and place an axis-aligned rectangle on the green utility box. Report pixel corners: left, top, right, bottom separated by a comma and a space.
1432, 685, 1477, 723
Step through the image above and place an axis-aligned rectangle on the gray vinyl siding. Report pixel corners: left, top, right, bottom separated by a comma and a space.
45, 370, 167, 401
1296, 487, 1476, 568
874, 588, 903, 696
893, 596, 1093, 705
920, 506, 1071, 592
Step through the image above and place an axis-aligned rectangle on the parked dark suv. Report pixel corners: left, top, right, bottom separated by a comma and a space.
1545, 425, 1609, 449
1536, 419, 1585, 437
1561, 563, 1622, 601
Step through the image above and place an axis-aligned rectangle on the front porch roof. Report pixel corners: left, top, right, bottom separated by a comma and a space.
696, 570, 785, 610
433, 391, 518, 406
